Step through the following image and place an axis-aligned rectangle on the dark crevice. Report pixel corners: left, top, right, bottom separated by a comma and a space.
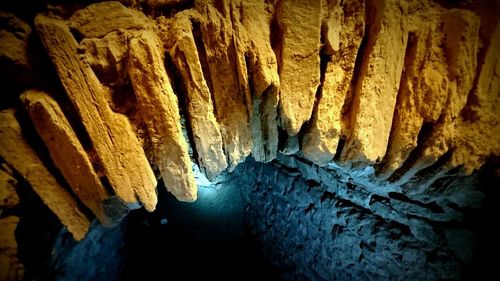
191, 20, 217, 118
333, 138, 346, 161
269, 0, 286, 138
107, 81, 138, 116
359, 241, 376, 252
410, 149, 454, 186
13, 172, 62, 281
388, 121, 436, 182
243, 52, 254, 118
369, 194, 390, 205
377, 31, 417, 173
139, 0, 195, 19
331, 224, 343, 236
339, 6, 370, 131
388, 192, 444, 213
163, 53, 200, 166
270, 0, 284, 77
297, 6, 329, 143
297, 46, 330, 146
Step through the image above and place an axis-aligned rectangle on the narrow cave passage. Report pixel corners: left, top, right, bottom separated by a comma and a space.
121, 173, 278, 280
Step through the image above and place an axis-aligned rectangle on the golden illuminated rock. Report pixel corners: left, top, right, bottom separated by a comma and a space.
21, 90, 115, 226
35, 15, 158, 211
195, 0, 253, 170
166, 11, 228, 180
446, 21, 500, 174
70, 1, 152, 39
0, 109, 89, 241
0, 12, 32, 84
302, 0, 365, 166
340, 0, 408, 165
389, 10, 480, 182
238, 0, 280, 163
276, 0, 322, 136
128, 29, 197, 202
79, 31, 130, 85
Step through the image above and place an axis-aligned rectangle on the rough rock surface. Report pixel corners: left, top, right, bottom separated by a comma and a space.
69, 1, 152, 39
78, 31, 130, 86
165, 11, 228, 180
0, 109, 89, 241
302, 0, 365, 166
237, 156, 495, 280
390, 10, 481, 182
238, 0, 280, 163
0, 12, 32, 85
128, 29, 197, 202
195, 0, 253, 170
340, 0, 408, 165
0, 216, 24, 281
377, 9, 447, 178
412, 9, 480, 173
35, 15, 158, 211
276, 0, 322, 136
448, 21, 500, 174
21, 90, 116, 226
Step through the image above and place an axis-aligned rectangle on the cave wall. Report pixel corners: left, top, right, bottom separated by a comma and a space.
237, 156, 499, 280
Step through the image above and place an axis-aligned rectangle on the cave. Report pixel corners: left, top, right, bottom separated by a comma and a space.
1, 0, 499, 280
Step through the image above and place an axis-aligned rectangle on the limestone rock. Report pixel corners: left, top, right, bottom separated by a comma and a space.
0, 12, 32, 84
340, 0, 408, 165
238, 0, 280, 163
0, 216, 24, 281
378, 11, 447, 178
447, 21, 500, 174
302, 0, 365, 166
276, 0, 322, 136
35, 15, 158, 211
21, 90, 116, 226
0, 109, 89, 241
78, 31, 130, 85
166, 11, 227, 180
0, 166, 19, 209
129, 30, 197, 202
195, 1, 253, 170
69, 1, 152, 39
393, 10, 480, 181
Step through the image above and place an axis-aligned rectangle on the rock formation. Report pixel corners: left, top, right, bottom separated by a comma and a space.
276, 0, 322, 136
129, 29, 197, 202
0, 0, 498, 246
0, 109, 90, 241
35, 14, 158, 212
20, 90, 117, 226
164, 10, 228, 180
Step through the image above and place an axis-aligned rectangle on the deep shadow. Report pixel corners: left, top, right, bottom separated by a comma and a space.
122, 181, 279, 280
